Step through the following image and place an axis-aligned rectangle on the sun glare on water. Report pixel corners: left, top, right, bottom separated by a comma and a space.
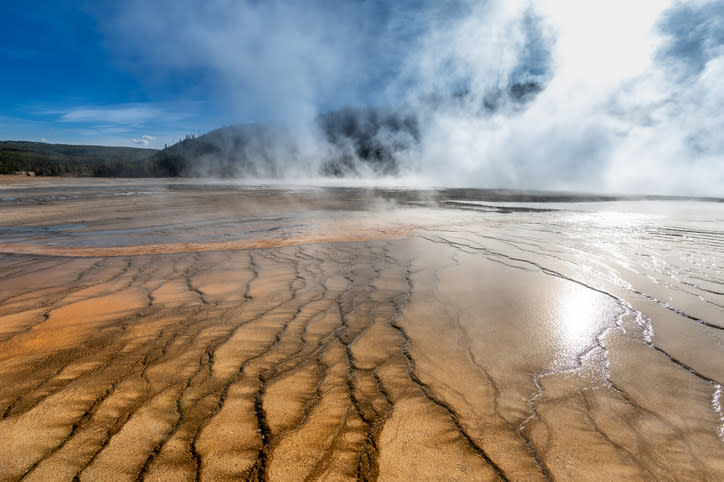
552, 284, 616, 365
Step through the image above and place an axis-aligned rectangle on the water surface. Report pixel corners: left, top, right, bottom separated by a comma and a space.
0, 178, 721, 480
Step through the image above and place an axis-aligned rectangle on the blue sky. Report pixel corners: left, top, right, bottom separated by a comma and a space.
0, 1, 232, 147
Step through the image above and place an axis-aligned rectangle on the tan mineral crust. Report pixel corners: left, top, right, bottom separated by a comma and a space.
0, 177, 722, 480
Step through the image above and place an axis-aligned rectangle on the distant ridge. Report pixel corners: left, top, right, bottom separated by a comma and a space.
0, 141, 158, 176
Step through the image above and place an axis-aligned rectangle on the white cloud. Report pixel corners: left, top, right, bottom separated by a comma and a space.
60, 104, 161, 125
391, 0, 724, 195
131, 135, 157, 146
58, 103, 191, 126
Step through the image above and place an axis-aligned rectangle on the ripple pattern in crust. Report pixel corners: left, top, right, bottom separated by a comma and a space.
0, 179, 722, 480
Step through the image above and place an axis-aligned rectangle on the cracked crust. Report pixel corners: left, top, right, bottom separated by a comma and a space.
0, 180, 722, 480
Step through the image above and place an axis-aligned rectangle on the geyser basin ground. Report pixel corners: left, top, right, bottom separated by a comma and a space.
0, 177, 722, 480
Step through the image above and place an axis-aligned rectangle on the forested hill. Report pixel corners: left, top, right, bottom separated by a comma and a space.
152, 107, 420, 177
0, 141, 158, 176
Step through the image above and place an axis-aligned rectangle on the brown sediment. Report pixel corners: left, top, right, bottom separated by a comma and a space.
0, 225, 419, 258
0, 179, 722, 480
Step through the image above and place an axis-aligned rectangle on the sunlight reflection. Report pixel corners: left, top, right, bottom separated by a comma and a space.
552, 284, 616, 366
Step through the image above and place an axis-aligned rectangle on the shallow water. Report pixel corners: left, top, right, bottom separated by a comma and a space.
0, 178, 722, 480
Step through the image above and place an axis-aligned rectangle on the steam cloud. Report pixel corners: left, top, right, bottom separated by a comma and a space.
102, 0, 724, 195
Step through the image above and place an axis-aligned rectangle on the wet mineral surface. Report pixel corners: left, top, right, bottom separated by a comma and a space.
0, 177, 722, 480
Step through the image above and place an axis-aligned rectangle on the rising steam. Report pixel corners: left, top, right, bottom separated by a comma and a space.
101, 0, 724, 196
